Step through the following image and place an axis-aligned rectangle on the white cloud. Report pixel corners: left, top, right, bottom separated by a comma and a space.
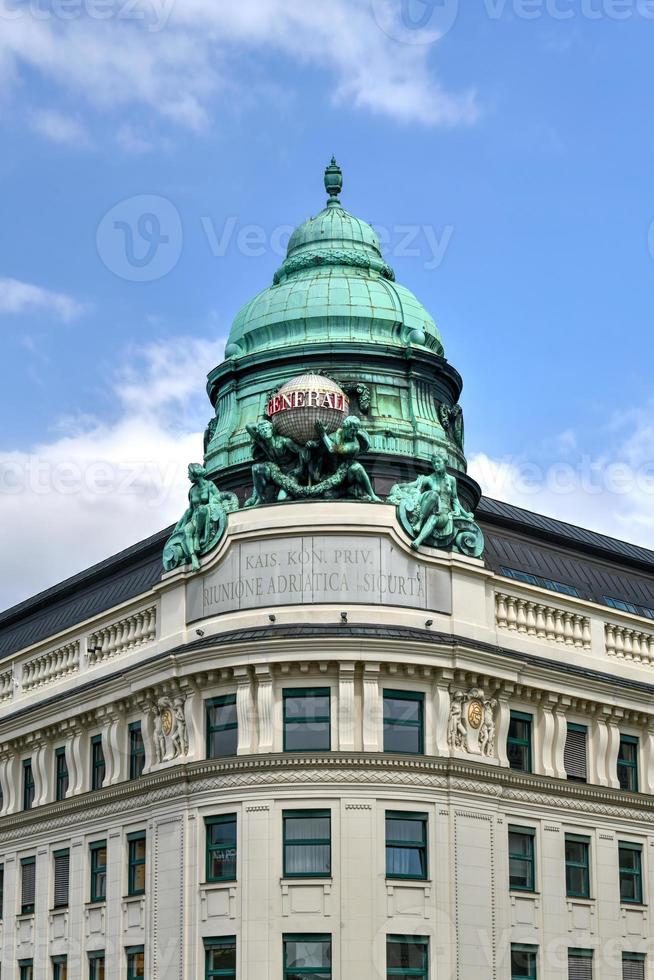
0, 0, 478, 136
31, 108, 90, 146
0, 277, 88, 322
0, 334, 225, 610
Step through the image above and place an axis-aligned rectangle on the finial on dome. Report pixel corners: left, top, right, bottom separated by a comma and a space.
324, 156, 343, 205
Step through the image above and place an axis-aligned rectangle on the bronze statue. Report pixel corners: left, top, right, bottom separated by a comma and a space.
163, 464, 238, 572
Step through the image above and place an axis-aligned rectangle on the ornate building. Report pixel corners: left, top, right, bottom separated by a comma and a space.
1, 163, 654, 980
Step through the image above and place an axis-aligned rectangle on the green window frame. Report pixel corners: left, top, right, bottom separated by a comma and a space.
568, 948, 593, 978
507, 711, 533, 773
20, 856, 36, 915
23, 758, 35, 810
204, 937, 236, 979
383, 690, 424, 755
19, 961, 34, 980
619, 842, 643, 905
618, 736, 639, 793
283, 810, 331, 878
386, 812, 428, 881
0, 862, 4, 919
509, 826, 536, 892
126, 946, 145, 980
128, 722, 145, 780
90, 840, 107, 903
53, 848, 70, 909
511, 944, 538, 980
55, 747, 69, 802
91, 735, 106, 791
206, 695, 238, 758
283, 934, 332, 979
52, 955, 68, 980
127, 832, 146, 896
565, 834, 591, 899
205, 814, 237, 883
283, 688, 331, 752
387, 935, 429, 979
622, 953, 645, 980
88, 951, 105, 980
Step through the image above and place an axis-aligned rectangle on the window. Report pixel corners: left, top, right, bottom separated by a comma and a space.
23, 759, 35, 810
383, 690, 424, 755
283, 688, 331, 752
126, 947, 144, 980
564, 724, 588, 782
128, 832, 146, 896
283, 935, 331, 979
129, 722, 145, 779
618, 736, 639, 793
206, 695, 238, 758
283, 810, 331, 878
0, 863, 4, 919
512, 945, 538, 980
52, 956, 68, 980
19, 961, 34, 980
565, 835, 590, 899
91, 735, 106, 791
88, 952, 105, 980
55, 747, 69, 802
568, 948, 593, 979
387, 936, 429, 979
500, 566, 581, 598
507, 712, 533, 773
204, 937, 236, 980
509, 826, 536, 892
21, 856, 36, 915
604, 596, 639, 614
53, 849, 70, 909
619, 843, 643, 905
90, 841, 107, 903
205, 815, 237, 882
386, 812, 428, 880
623, 953, 645, 980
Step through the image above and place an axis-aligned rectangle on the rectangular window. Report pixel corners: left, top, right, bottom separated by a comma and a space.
283, 688, 331, 752
507, 711, 533, 773
90, 841, 107, 903
283, 810, 331, 878
91, 735, 106, 791
565, 835, 591, 899
23, 759, 35, 810
55, 747, 69, 802
21, 856, 36, 915
386, 812, 428, 880
129, 722, 145, 780
205, 814, 237, 882
387, 936, 429, 979
126, 947, 145, 980
127, 832, 146, 896
500, 566, 581, 597
618, 736, 639, 793
383, 690, 424, 755
0, 863, 4, 919
619, 842, 643, 905
568, 948, 593, 980
19, 961, 34, 980
53, 849, 70, 909
206, 695, 238, 758
284, 935, 332, 979
88, 952, 106, 980
509, 826, 536, 892
52, 956, 68, 980
622, 953, 645, 980
511, 944, 538, 980
564, 724, 588, 783
204, 937, 236, 980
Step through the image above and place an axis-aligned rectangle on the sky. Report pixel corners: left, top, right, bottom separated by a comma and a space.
1, 0, 654, 610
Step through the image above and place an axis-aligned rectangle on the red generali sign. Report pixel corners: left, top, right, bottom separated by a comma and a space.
268, 388, 349, 418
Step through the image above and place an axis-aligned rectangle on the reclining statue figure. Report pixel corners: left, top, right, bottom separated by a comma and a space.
163, 464, 239, 572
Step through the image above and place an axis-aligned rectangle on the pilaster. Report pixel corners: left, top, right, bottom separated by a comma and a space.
255, 665, 274, 753
362, 663, 381, 753
338, 663, 356, 751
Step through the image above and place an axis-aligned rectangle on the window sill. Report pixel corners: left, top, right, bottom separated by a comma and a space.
566, 896, 594, 905
85, 900, 106, 909
386, 878, 431, 885
202, 880, 236, 888
50, 906, 69, 913
281, 877, 333, 885
510, 890, 540, 897
621, 903, 647, 910
123, 893, 145, 901
17, 912, 34, 920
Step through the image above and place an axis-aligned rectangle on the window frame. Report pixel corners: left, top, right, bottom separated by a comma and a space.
52, 954, 68, 980
206, 694, 239, 759
283, 933, 332, 979
204, 936, 236, 980
283, 809, 332, 879
55, 746, 69, 802
383, 689, 425, 756
19, 960, 34, 980
20, 855, 36, 915
88, 951, 105, 980
622, 952, 645, 980
564, 723, 588, 783
507, 711, 533, 773
511, 943, 538, 980
385, 811, 428, 882
386, 935, 429, 979
126, 945, 145, 980
568, 948, 593, 978
22, 758, 35, 810
205, 814, 237, 884
90, 734, 106, 791
508, 825, 536, 893
128, 722, 145, 780
53, 848, 70, 910
0, 862, 4, 919
565, 834, 591, 900
89, 840, 107, 904
617, 735, 639, 793
127, 831, 147, 897
282, 687, 331, 753
619, 841, 644, 906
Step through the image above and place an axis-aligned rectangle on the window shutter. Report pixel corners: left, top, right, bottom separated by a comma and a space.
565, 726, 588, 781
568, 952, 593, 980
54, 851, 69, 908
623, 957, 645, 980
21, 860, 35, 908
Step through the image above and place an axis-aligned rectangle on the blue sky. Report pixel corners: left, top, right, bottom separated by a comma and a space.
1, 0, 654, 607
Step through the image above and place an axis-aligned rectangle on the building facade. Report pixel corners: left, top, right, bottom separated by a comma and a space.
1, 165, 654, 980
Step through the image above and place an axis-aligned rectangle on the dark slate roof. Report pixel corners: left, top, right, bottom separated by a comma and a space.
1, 497, 654, 664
